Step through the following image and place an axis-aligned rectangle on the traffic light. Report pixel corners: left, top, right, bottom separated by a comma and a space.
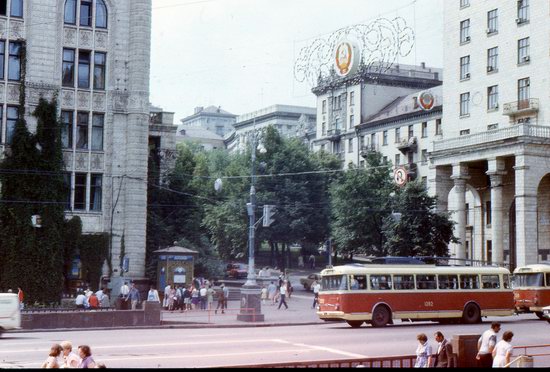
262, 205, 276, 227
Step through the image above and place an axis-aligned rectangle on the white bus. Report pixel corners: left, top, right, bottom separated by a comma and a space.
0, 293, 21, 337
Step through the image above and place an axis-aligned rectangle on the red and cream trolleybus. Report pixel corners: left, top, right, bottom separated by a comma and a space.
317, 265, 514, 328
512, 264, 550, 319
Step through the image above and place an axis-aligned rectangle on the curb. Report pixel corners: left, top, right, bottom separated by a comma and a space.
9, 321, 326, 334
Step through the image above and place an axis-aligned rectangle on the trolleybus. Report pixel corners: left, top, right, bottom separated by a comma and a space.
317, 264, 514, 328
512, 264, 550, 319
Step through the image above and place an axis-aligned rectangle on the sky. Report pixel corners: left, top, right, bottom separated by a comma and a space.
150, 0, 443, 123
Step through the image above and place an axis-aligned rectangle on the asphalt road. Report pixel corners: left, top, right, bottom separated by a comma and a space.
1, 315, 549, 368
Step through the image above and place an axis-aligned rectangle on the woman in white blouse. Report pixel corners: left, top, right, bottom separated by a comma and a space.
492, 331, 514, 368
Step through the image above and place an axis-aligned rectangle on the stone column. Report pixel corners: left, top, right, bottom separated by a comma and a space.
487, 158, 506, 265
451, 164, 470, 261
514, 157, 539, 267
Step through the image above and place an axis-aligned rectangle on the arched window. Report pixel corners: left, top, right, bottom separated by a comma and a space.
64, 0, 77, 24
10, 0, 24, 17
95, 0, 107, 28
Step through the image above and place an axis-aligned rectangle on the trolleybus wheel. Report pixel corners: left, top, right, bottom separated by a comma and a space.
535, 312, 545, 320
371, 306, 391, 328
462, 303, 481, 324
346, 320, 364, 328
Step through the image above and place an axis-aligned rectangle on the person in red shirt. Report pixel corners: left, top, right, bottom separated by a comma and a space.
88, 293, 99, 309
17, 287, 24, 309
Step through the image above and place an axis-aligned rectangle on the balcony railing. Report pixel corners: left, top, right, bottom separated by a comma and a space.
397, 137, 418, 154
360, 144, 379, 157
433, 123, 550, 152
503, 98, 539, 116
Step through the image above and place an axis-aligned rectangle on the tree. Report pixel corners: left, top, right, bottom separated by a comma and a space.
382, 181, 458, 257
330, 152, 395, 257
0, 96, 66, 304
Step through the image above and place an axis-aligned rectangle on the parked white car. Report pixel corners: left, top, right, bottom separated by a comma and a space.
0, 293, 21, 337
543, 306, 550, 324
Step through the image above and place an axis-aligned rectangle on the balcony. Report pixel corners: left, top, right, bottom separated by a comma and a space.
397, 136, 418, 154
503, 98, 539, 117
327, 128, 342, 141
432, 123, 550, 153
360, 144, 379, 158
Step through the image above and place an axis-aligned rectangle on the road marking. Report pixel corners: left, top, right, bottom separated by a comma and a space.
272, 339, 368, 359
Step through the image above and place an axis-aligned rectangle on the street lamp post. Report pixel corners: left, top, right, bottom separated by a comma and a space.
237, 128, 265, 322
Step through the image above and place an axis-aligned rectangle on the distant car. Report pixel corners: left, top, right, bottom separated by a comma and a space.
543, 306, 550, 324
226, 263, 248, 279
300, 273, 321, 291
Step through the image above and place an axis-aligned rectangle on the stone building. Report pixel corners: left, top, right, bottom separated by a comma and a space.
0, 1, 152, 280
180, 105, 236, 137
226, 104, 316, 153
431, 0, 550, 268
312, 63, 442, 188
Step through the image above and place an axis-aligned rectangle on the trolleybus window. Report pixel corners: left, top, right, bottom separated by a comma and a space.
322, 275, 347, 291
416, 274, 437, 290
460, 274, 480, 289
438, 275, 459, 290
482, 275, 500, 289
394, 275, 415, 290
503, 274, 511, 289
370, 275, 392, 290
547, 273, 550, 287
513, 273, 544, 287
350, 275, 367, 290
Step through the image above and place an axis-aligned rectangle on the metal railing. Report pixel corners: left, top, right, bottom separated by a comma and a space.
161, 307, 257, 324
218, 355, 417, 368
22, 307, 116, 313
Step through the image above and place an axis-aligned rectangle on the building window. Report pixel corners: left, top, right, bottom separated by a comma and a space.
518, 37, 530, 64
460, 56, 470, 79
320, 144, 325, 152
487, 240, 492, 263
436, 119, 442, 135
90, 174, 102, 211
74, 173, 87, 210
348, 138, 353, 153
486, 201, 492, 225
460, 129, 470, 136
93, 52, 106, 90
80, 0, 92, 27
62, 48, 75, 87
64, 0, 77, 24
96, 0, 108, 28
382, 156, 388, 165
0, 40, 4, 80
408, 125, 414, 139
487, 9, 498, 34
91, 113, 104, 151
78, 50, 91, 88
321, 122, 326, 136
63, 173, 72, 211
0, 1, 5, 15
395, 154, 401, 166
322, 100, 326, 114
460, 19, 470, 43
460, 92, 470, 116
422, 176, 428, 189
383, 130, 388, 145
349, 114, 354, 128
8, 41, 21, 81
350, 91, 355, 106
460, 0, 469, 8
61, 111, 73, 149
487, 47, 498, 72
488, 123, 499, 131
370, 133, 376, 148
487, 85, 499, 110
76, 112, 88, 149
421, 149, 428, 164
517, 0, 529, 23
395, 128, 401, 143
9, 0, 22, 17
518, 77, 530, 104
421, 122, 428, 138
334, 117, 340, 130
6, 106, 18, 144
465, 203, 470, 225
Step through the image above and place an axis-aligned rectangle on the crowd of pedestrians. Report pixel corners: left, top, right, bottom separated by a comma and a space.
413, 322, 515, 368
74, 287, 110, 310
41, 342, 105, 369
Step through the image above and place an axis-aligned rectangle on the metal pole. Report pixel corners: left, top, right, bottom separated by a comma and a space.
245, 127, 257, 287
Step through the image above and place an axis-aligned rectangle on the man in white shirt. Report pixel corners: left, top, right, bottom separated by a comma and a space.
75, 291, 87, 309
278, 281, 289, 310
312, 281, 321, 309
477, 322, 501, 368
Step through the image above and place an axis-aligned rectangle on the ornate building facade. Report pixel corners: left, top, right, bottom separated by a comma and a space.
0, 0, 152, 279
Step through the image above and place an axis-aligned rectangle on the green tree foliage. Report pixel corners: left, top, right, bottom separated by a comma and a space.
382, 181, 458, 257
330, 152, 395, 257
0, 97, 66, 304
